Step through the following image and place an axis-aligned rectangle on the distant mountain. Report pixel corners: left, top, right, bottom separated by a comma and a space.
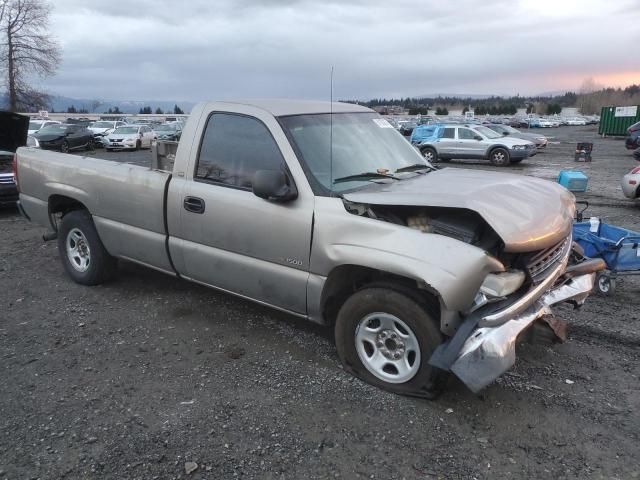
0, 93, 196, 114
416, 93, 499, 100
47, 96, 196, 114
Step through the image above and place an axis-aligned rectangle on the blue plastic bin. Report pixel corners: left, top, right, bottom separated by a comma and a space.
558, 170, 588, 192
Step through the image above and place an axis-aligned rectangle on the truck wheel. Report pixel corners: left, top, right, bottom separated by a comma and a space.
57, 210, 117, 285
335, 287, 447, 398
489, 147, 510, 166
421, 147, 438, 163
61, 141, 70, 153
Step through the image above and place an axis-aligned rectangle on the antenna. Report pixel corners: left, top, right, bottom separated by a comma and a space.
329, 66, 334, 195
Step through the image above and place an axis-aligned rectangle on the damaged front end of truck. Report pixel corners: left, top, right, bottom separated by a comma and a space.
335, 169, 605, 392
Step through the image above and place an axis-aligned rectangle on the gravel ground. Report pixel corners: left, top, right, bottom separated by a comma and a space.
1, 126, 639, 479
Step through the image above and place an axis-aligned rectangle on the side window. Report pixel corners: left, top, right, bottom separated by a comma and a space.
195, 113, 285, 189
440, 127, 455, 139
458, 128, 476, 140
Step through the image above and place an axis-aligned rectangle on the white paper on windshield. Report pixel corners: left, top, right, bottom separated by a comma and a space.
373, 119, 394, 128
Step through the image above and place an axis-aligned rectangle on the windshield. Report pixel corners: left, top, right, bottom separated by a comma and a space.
92, 121, 113, 128
280, 112, 430, 193
113, 127, 138, 134
29, 121, 44, 130
474, 126, 503, 139
39, 125, 67, 135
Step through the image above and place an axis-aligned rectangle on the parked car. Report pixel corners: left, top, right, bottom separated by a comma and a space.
413, 123, 536, 165
621, 166, 640, 199
537, 118, 554, 128
34, 124, 94, 152
15, 99, 604, 396
153, 123, 182, 141
0, 112, 28, 206
565, 117, 587, 126
28, 119, 60, 135
105, 125, 155, 151
485, 124, 548, 150
89, 120, 127, 147
625, 132, 640, 150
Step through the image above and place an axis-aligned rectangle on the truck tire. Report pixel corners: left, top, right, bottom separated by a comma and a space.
57, 210, 117, 285
335, 287, 447, 399
421, 147, 438, 163
489, 147, 510, 166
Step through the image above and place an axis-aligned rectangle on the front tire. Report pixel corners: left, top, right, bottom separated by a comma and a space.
61, 141, 70, 153
57, 210, 117, 285
421, 147, 438, 163
335, 287, 447, 398
489, 147, 510, 166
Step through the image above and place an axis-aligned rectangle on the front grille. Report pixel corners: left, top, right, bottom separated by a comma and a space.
111, 138, 123, 142
526, 237, 569, 283
0, 175, 15, 185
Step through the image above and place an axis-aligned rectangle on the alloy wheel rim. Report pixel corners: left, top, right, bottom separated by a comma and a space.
66, 228, 91, 273
355, 312, 421, 384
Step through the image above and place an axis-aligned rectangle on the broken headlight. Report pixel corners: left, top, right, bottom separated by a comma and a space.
480, 270, 526, 298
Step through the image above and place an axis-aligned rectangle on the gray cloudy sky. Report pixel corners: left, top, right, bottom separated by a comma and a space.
45, 0, 640, 102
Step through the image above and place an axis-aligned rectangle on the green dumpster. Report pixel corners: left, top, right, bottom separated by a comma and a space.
599, 105, 640, 136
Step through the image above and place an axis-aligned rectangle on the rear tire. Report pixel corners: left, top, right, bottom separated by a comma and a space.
335, 287, 447, 399
61, 141, 70, 153
57, 210, 117, 285
489, 147, 510, 166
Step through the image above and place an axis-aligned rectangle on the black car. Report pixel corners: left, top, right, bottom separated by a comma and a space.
153, 123, 182, 141
626, 133, 640, 150
625, 121, 640, 150
34, 124, 94, 152
0, 111, 28, 206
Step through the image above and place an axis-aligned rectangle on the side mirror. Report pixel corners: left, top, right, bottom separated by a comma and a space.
474, 135, 483, 141
252, 169, 298, 202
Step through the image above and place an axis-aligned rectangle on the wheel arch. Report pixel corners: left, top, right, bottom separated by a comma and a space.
319, 264, 441, 328
48, 194, 90, 231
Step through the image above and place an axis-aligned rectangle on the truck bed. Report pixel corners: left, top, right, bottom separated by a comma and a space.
18, 147, 175, 273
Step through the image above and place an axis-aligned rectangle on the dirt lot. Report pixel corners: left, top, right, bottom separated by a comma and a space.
1, 126, 639, 479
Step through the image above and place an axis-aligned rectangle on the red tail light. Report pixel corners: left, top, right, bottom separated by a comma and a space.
12, 153, 19, 191
631, 166, 640, 175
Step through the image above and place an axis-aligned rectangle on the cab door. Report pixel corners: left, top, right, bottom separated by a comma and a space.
167, 111, 314, 314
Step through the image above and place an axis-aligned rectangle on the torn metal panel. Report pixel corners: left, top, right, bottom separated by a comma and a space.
448, 272, 596, 393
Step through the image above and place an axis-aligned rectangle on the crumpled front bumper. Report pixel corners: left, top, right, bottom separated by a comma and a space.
450, 273, 595, 392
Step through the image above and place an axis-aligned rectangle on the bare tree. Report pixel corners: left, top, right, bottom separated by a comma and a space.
0, 0, 60, 112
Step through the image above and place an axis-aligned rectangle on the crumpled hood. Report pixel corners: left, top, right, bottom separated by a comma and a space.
342, 168, 575, 253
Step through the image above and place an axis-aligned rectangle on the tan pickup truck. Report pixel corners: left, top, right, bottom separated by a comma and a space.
15, 100, 604, 396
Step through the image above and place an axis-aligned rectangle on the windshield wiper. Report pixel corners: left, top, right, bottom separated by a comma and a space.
395, 163, 434, 173
333, 171, 400, 184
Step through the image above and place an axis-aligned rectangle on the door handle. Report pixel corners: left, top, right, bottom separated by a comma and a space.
183, 196, 205, 214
